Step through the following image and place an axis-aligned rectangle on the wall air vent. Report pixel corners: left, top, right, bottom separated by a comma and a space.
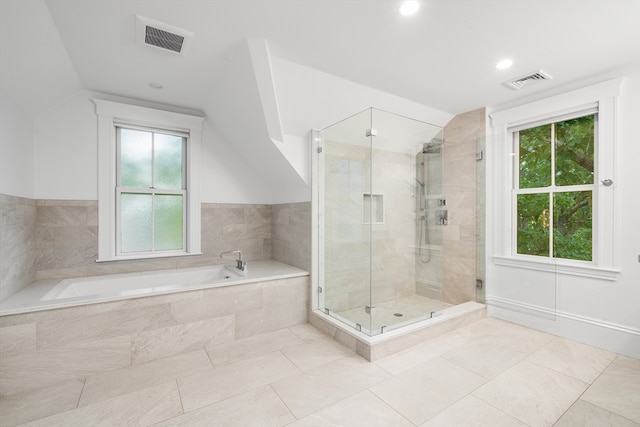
136, 15, 193, 56
503, 70, 553, 90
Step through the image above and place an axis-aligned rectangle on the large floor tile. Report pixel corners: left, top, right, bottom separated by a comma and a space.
80, 349, 212, 406
0, 379, 84, 426
554, 399, 640, 427
206, 328, 303, 365
154, 385, 295, 427
527, 337, 616, 383
374, 336, 454, 375
178, 350, 300, 412
271, 355, 390, 419
442, 331, 541, 379
20, 381, 182, 427
421, 395, 527, 427
281, 336, 354, 372
369, 357, 487, 425
581, 360, 640, 423
436, 317, 511, 348
0, 335, 131, 395
287, 390, 413, 427
473, 359, 588, 426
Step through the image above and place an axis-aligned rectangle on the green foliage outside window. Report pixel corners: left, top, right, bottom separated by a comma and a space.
516, 115, 594, 261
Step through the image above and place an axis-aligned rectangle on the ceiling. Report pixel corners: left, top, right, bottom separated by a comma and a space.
2, 0, 639, 119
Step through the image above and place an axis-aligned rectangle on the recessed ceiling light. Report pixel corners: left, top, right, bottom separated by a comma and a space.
496, 59, 513, 70
148, 82, 164, 89
399, 1, 419, 16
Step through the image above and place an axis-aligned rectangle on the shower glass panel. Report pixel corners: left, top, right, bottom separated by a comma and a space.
317, 108, 445, 336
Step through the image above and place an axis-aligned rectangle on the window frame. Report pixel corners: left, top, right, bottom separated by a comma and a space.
511, 111, 597, 262
94, 99, 204, 262
115, 125, 188, 257
489, 79, 621, 280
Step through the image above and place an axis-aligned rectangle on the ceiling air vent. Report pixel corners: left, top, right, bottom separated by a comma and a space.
503, 70, 553, 90
136, 15, 193, 56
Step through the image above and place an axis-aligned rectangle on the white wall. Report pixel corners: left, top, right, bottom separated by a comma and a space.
486, 62, 640, 358
30, 60, 454, 205
272, 57, 453, 140
31, 89, 274, 203
0, 93, 34, 198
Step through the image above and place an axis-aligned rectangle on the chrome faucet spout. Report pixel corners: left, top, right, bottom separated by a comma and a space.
219, 250, 247, 271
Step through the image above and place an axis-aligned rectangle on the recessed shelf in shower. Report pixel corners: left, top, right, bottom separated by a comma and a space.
363, 193, 384, 224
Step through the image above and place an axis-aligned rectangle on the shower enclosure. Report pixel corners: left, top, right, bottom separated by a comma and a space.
314, 108, 448, 336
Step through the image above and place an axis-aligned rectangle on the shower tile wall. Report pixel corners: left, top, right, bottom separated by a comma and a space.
441, 108, 486, 304
0, 194, 36, 301
323, 140, 415, 314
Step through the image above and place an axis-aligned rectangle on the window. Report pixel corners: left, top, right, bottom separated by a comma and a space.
514, 113, 595, 261
117, 126, 186, 255
95, 99, 204, 262
489, 79, 621, 279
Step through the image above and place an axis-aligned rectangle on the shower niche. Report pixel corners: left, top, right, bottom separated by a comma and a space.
313, 108, 449, 336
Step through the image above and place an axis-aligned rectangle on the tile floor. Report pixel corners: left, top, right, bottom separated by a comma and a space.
2, 317, 639, 427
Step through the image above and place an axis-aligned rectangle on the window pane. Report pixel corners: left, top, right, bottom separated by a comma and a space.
554, 191, 592, 261
517, 193, 550, 256
120, 129, 152, 188
154, 195, 183, 251
519, 124, 551, 189
555, 115, 595, 186
154, 133, 184, 189
121, 193, 152, 253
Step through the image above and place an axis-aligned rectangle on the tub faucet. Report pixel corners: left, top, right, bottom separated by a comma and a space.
220, 250, 247, 271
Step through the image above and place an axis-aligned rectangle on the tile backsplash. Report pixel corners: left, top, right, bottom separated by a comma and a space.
0, 194, 37, 302
0, 196, 311, 301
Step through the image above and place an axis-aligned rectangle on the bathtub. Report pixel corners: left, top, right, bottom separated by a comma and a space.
0, 260, 309, 315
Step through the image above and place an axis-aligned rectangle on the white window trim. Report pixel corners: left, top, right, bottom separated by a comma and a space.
488, 79, 621, 279
94, 99, 204, 262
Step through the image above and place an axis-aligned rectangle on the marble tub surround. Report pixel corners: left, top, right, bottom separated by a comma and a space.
0, 199, 312, 294
0, 273, 309, 398
272, 202, 311, 271
1, 318, 637, 426
0, 194, 36, 302
0, 260, 308, 315
34, 201, 274, 282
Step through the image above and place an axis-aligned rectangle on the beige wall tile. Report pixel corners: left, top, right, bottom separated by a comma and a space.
132, 315, 235, 364
0, 322, 36, 357
37, 303, 176, 348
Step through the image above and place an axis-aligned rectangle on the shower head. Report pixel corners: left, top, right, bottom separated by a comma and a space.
422, 140, 443, 154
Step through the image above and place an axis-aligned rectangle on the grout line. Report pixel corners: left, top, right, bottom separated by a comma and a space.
75, 377, 87, 409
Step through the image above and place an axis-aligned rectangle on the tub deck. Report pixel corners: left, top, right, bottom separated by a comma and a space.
0, 260, 308, 315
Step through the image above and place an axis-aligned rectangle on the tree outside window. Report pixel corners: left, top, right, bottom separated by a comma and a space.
515, 114, 595, 261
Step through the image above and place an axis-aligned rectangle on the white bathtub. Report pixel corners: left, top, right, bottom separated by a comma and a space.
0, 260, 309, 315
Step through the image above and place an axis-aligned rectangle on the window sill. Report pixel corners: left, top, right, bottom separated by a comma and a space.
96, 252, 203, 263
492, 256, 620, 281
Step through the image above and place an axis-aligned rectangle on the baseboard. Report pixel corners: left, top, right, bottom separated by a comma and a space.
487, 296, 640, 359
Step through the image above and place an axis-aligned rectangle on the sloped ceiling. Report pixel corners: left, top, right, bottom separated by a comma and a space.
3, 0, 639, 118
1, 0, 639, 202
